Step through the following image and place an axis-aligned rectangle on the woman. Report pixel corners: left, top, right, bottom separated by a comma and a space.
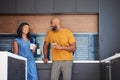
13, 22, 38, 80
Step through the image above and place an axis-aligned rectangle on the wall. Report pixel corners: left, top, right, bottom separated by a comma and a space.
99, 0, 120, 59
0, 14, 98, 33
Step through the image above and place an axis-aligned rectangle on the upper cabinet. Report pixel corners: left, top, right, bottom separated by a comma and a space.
0, 0, 99, 14
35, 0, 53, 13
76, 0, 99, 13
17, 0, 35, 14
0, 0, 16, 14
54, 0, 76, 13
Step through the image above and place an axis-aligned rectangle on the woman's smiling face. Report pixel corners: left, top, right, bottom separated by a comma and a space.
22, 25, 30, 35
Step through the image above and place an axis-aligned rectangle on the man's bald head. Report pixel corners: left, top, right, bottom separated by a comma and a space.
50, 17, 62, 25
50, 17, 63, 31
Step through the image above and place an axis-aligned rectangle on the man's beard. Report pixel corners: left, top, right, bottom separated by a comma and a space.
52, 26, 57, 31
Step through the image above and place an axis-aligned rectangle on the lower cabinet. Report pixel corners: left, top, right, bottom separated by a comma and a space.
101, 62, 110, 80
8, 57, 26, 80
101, 58, 120, 80
36, 63, 51, 80
0, 52, 27, 80
72, 63, 100, 80
36, 62, 101, 80
111, 58, 120, 80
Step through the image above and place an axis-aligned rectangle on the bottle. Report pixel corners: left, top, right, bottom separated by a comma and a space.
37, 45, 41, 56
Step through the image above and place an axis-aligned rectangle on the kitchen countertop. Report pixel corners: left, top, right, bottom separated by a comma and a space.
101, 53, 120, 63
0, 51, 27, 61
0, 51, 27, 80
35, 60, 100, 63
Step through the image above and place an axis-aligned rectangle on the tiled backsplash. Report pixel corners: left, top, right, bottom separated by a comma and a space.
0, 33, 99, 61
0, 34, 15, 52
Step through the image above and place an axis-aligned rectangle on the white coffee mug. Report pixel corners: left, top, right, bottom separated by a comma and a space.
51, 43, 57, 48
30, 44, 35, 49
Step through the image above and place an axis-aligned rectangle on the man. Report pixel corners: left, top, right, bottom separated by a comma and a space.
43, 17, 76, 80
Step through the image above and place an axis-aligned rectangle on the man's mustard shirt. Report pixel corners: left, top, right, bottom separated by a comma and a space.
45, 28, 76, 61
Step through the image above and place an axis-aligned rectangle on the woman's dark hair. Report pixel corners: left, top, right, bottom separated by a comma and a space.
16, 22, 33, 43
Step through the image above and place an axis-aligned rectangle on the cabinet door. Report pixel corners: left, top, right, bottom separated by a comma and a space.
101, 63, 110, 80
54, 0, 76, 13
0, 0, 16, 14
17, 0, 35, 14
111, 58, 120, 80
76, 0, 99, 13
8, 57, 26, 80
36, 63, 52, 80
35, 0, 53, 13
72, 63, 100, 80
